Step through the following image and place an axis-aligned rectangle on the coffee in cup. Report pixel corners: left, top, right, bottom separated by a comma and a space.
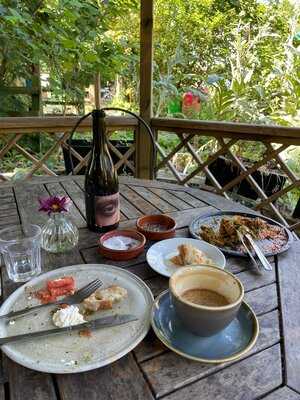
169, 265, 244, 336
181, 288, 230, 307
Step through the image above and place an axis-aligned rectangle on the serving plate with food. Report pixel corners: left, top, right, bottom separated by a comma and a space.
146, 238, 226, 278
189, 211, 293, 257
0, 264, 153, 373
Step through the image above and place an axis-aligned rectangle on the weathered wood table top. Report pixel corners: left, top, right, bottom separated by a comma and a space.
0, 175, 299, 400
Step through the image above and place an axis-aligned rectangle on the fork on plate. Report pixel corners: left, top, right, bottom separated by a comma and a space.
0, 278, 102, 320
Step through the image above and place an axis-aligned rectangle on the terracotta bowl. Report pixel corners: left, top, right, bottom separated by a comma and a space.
98, 230, 146, 261
136, 214, 176, 241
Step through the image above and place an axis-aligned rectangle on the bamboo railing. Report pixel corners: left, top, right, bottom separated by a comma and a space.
0, 115, 299, 232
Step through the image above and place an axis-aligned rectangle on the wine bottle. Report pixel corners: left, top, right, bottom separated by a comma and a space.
85, 109, 120, 232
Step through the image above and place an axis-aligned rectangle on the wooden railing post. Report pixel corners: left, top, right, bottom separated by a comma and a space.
136, 0, 154, 179
30, 64, 41, 116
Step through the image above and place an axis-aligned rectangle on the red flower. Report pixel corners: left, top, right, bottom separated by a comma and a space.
183, 92, 194, 106
38, 196, 71, 215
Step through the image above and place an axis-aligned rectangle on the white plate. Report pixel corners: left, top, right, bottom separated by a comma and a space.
146, 238, 226, 278
0, 264, 153, 374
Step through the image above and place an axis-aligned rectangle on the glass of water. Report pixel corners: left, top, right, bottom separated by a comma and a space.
0, 224, 42, 282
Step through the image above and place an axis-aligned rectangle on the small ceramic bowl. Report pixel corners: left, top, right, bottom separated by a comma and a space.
169, 266, 244, 337
98, 230, 146, 261
136, 215, 176, 241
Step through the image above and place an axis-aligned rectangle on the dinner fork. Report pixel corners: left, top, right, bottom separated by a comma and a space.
0, 278, 102, 320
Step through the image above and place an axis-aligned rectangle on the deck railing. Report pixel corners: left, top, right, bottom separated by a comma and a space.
152, 118, 300, 232
0, 116, 299, 232
0, 116, 138, 180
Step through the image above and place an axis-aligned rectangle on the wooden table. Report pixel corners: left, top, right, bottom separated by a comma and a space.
0, 175, 299, 400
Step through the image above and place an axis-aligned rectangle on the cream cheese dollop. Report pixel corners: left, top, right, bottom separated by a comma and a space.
52, 305, 86, 328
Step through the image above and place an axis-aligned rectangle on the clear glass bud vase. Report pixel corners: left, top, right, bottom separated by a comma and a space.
41, 213, 79, 253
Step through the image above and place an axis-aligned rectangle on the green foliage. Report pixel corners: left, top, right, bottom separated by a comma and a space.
1, 0, 299, 125
0, 94, 30, 117
0, 0, 139, 108
152, 0, 300, 126
157, 132, 180, 154
285, 147, 300, 175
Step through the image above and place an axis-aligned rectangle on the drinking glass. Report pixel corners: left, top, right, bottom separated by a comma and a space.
0, 224, 42, 282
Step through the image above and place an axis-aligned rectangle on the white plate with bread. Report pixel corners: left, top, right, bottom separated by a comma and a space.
146, 238, 226, 278
0, 264, 153, 373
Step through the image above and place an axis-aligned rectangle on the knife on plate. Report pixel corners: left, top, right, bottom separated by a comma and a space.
0, 314, 138, 346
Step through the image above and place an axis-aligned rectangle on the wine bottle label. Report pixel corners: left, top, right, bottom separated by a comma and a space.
95, 193, 120, 227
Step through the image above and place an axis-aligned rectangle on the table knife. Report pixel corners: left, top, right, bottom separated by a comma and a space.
0, 314, 138, 346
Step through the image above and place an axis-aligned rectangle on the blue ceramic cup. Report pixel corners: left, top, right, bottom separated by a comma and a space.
169, 266, 244, 337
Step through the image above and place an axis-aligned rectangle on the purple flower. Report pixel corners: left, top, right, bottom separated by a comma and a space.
38, 196, 71, 215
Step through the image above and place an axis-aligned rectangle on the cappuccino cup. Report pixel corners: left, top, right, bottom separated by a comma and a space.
169, 265, 244, 336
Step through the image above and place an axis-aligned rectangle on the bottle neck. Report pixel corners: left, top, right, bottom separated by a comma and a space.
92, 109, 107, 155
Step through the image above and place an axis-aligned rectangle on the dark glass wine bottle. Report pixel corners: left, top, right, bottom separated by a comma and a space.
85, 109, 120, 232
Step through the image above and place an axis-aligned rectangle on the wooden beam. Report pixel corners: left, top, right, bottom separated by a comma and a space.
0, 87, 39, 95
152, 117, 300, 144
136, 0, 154, 179
0, 116, 138, 134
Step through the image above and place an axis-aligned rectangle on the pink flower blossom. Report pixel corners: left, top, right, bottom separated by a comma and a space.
38, 196, 71, 215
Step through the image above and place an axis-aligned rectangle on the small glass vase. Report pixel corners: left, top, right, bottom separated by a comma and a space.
41, 213, 79, 253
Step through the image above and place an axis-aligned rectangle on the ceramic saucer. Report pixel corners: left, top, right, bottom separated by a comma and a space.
151, 290, 259, 363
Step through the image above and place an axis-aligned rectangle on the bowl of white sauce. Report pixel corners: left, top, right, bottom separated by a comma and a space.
98, 230, 146, 260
